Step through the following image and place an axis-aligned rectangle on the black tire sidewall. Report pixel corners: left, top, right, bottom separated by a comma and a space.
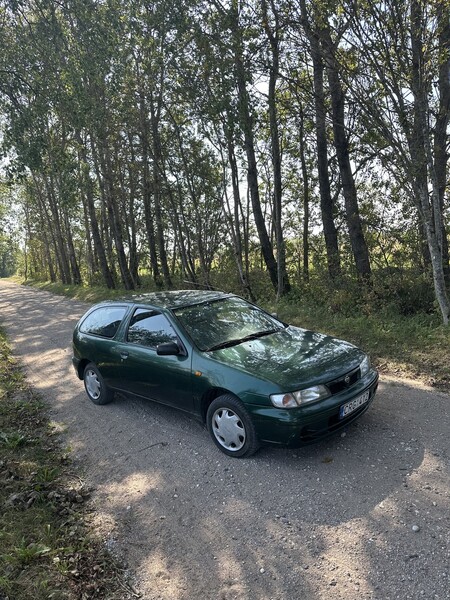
83, 363, 113, 405
206, 394, 259, 458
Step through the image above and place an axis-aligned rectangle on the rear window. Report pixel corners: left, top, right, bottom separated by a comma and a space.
79, 306, 127, 338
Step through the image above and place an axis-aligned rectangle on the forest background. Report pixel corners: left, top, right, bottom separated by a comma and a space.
0, 0, 449, 383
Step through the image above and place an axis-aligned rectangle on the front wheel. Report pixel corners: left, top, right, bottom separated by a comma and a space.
83, 363, 114, 405
206, 395, 259, 458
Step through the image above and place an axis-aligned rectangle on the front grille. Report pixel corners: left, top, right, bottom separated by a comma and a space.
327, 366, 360, 395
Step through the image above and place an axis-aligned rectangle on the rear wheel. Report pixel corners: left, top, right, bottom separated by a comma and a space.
206, 395, 259, 458
83, 363, 114, 405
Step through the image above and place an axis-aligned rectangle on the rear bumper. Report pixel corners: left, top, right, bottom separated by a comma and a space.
250, 370, 379, 447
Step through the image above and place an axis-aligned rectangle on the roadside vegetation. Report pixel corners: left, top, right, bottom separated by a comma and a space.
0, 326, 136, 600
19, 272, 450, 392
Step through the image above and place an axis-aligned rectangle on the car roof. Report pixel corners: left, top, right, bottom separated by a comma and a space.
116, 289, 234, 310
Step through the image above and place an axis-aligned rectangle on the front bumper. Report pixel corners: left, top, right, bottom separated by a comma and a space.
249, 370, 379, 447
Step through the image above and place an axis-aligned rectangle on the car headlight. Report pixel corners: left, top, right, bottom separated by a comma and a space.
359, 355, 371, 377
270, 385, 330, 409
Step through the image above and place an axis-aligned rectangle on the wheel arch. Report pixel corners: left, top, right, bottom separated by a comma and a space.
200, 387, 240, 423
77, 358, 91, 380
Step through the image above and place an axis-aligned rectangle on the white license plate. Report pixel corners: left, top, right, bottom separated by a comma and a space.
339, 390, 370, 419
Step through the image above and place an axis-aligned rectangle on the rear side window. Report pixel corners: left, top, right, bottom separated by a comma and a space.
127, 309, 178, 348
79, 306, 127, 338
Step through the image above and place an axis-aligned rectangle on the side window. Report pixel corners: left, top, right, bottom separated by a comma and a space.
127, 309, 178, 349
80, 306, 127, 338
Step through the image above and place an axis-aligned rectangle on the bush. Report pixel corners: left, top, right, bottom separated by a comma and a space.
371, 269, 435, 316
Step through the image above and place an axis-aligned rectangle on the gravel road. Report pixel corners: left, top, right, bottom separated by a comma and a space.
0, 279, 449, 600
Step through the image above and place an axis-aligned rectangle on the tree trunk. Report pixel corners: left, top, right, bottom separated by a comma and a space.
150, 93, 172, 289
62, 207, 82, 285
167, 180, 197, 284
434, 1, 450, 282
139, 90, 162, 287
91, 136, 135, 290
411, 0, 450, 324
230, 5, 279, 291
298, 107, 310, 282
300, 0, 341, 280
261, 0, 291, 297
175, 181, 198, 281
37, 207, 56, 282
320, 28, 371, 281
226, 129, 255, 299
41, 174, 72, 284
77, 138, 115, 289
80, 186, 95, 284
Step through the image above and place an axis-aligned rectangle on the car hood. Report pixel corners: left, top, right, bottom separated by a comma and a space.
208, 326, 364, 390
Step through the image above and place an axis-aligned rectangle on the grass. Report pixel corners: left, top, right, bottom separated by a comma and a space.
277, 295, 450, 391
13, 277, 127, 304
0, 327, 137, 600
18, 275, 450, 389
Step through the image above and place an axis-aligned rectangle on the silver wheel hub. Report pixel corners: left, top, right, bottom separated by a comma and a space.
211, 408, 246, 451
85, 369, 101, 400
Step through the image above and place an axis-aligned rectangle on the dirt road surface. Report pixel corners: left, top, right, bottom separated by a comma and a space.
0, 279, 449, 600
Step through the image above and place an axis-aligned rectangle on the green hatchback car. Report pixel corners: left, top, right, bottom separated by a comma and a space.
72, 291, 378, 457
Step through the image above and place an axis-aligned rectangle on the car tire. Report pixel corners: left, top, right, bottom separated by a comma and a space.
206, 394, 259, 458
83, 363, 114, 405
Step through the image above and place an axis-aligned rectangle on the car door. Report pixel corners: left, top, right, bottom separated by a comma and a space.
111, 308, 194, 412
76, 304, 130, 384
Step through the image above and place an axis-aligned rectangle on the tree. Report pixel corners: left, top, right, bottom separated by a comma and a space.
261, 0, 291, 297
346, 0, 450, 323
298, 0, 342, 279
0, 183, 19, 277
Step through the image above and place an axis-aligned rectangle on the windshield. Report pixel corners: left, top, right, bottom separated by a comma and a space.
172, 297, 285, 351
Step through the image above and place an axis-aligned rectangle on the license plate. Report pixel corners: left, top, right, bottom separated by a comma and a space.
339, 390, 370, 419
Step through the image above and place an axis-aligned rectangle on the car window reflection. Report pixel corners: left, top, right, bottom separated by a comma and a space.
173, 298, 284, 351
127, 309, 178, 349
79, 307, 127, 338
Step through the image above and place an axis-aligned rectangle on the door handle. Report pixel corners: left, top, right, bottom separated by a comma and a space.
120, 352, 129, 360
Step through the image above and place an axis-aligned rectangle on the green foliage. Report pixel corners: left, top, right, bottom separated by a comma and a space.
0, 0, 448, 320
34, 466, 60, 484
279, 265, 437, 319
3, 539, 51, 566
370, 270, 435, 316
0, 184, 20, 277
0, 431, 28, 449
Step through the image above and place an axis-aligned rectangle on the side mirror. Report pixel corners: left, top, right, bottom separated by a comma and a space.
156, 341, 182, 356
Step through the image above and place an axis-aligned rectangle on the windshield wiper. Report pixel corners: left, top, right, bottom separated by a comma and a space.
205, 339, 243, 352
205, 328, 281, 352
240, 328, 281, 342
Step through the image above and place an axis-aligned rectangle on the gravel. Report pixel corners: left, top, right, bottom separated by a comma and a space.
0, 279, 449, 600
